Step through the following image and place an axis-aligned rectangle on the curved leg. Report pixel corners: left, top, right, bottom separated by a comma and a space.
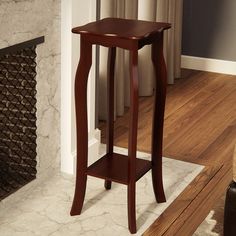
127, 49, 139, 234
70, 38, 92, 216
104, 47, 116, 190
151, 33, 167, 203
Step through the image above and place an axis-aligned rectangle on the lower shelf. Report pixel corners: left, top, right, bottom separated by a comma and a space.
86, 152, 152, 185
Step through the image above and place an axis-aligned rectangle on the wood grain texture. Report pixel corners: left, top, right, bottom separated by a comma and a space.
99, 69, 236, 235
143, 165, 221, 236
162, 164, 232, 236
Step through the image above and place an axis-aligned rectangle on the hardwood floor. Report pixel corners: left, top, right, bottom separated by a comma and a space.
99, 69, 236, 235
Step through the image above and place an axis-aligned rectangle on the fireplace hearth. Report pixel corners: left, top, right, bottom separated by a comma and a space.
0, 37, 44, 200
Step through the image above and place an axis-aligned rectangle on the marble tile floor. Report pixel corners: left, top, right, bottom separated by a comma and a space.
0, 146, 204, 236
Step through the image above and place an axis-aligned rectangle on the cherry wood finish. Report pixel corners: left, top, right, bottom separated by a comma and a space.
70, 18, 170, 234
104, 47, 116, 190
70, 38, 92, 216
151, 35, 167, 203
87, 153, 152, 185
128, 48, 139, 233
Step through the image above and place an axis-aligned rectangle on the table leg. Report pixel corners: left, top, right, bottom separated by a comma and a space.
128, 49, 139, 234
105, 47, 116, 190
151, 33, 167, 203
70, 38, 92, 216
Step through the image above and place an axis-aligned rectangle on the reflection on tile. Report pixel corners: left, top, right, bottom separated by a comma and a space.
0, 146, 204, 236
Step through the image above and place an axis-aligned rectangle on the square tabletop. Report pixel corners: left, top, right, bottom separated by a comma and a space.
72, 17, 171, 41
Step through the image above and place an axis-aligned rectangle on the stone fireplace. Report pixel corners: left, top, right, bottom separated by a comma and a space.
0, 0, 61, 198
0, 37, 45, 199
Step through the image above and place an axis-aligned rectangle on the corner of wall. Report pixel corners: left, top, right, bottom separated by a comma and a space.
71, 129, 101, 175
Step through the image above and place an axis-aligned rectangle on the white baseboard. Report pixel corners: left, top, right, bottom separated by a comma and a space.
181, 55, 236, 75
71, 128, 101, 175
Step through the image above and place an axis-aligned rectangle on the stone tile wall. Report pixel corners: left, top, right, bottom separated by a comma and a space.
0, 0, 61, 177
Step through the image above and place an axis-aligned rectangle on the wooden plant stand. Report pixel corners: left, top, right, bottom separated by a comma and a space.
70, 18, 171, 234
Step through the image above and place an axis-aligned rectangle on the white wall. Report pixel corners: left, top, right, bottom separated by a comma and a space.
61, 0, 100, 174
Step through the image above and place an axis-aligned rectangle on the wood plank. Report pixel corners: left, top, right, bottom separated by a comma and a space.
164, 77, 236, 143
197, 122, 236, 165
164, 89, 236, 163
165, 72, 223, 118
138, 75, 236, 154
143, 165, 221, 236
163, 164, 232, 236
